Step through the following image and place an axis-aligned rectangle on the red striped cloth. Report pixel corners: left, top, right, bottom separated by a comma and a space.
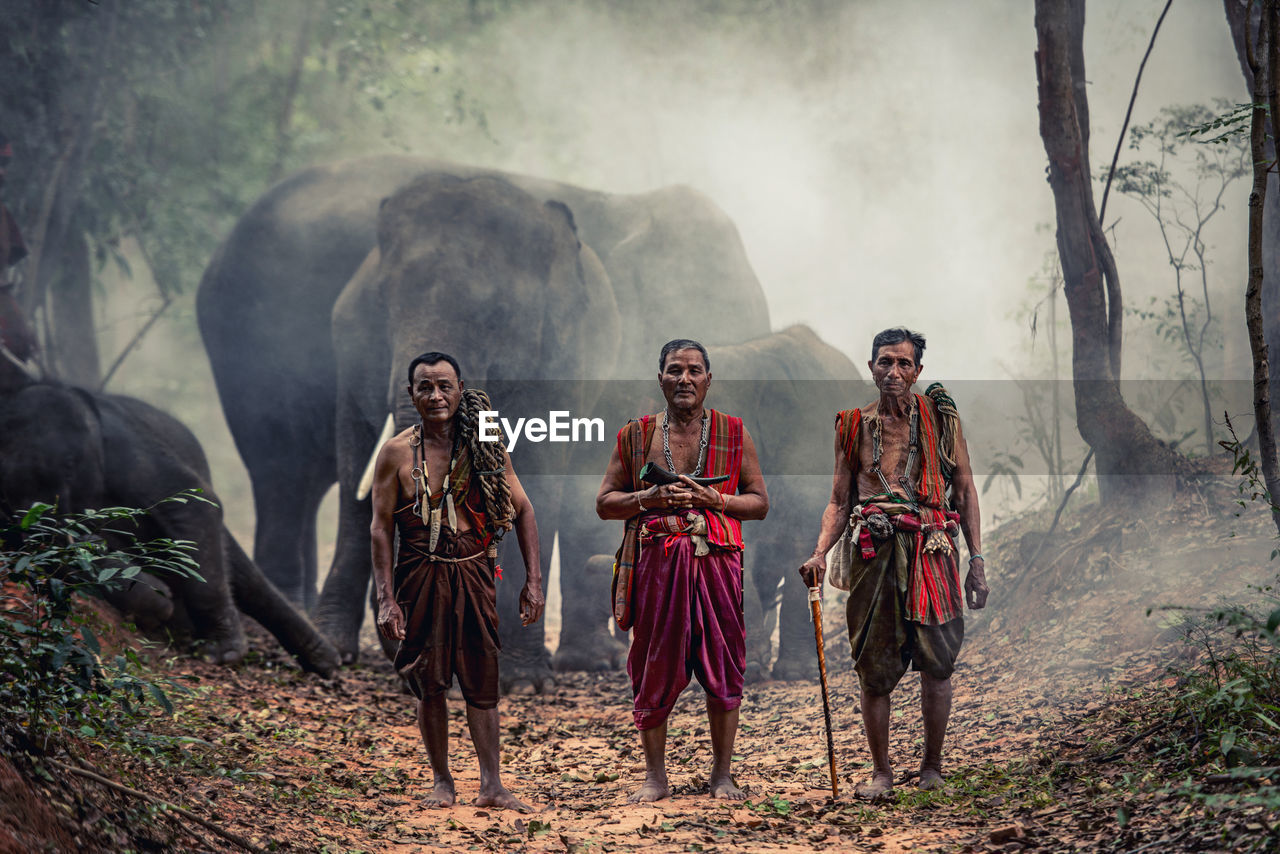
611, 409, 745, 628
835, 392, 963, 625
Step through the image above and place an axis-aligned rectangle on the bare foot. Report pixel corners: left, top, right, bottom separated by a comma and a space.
628, 777, 670, 803
917, 767, 945, 791
422, 778, 456, 808
854, 772, 894, 801
709, 772, 746, 800
475, 784, 531, 812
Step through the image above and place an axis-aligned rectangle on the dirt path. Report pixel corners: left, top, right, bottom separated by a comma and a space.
78, 615, 1190, 853
19, 499, 1280, 852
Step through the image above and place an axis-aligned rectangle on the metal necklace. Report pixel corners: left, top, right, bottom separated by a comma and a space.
662, 410, 710, 476
869, 399, 921, 508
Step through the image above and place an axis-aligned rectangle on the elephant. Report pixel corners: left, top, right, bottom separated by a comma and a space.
550, 324, 870, 681
196, 155, 773, 681
0, 382, 341, 676
321, 172, 621, 689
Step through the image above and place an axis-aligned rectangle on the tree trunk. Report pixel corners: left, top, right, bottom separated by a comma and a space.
1034, 0, 1187, 505
46, 227, 98, 387
1224, 0, 1280, 409
1243, 0, 1280, 535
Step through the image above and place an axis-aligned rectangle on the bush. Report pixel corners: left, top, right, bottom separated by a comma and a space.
0, 497, 205, 752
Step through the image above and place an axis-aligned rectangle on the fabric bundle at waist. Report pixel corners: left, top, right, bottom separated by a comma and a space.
850, 501, 963, 626
640, 511, 711, 556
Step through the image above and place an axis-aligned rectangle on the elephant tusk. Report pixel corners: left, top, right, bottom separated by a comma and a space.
0, 340, 41, 381
356, 413, 397, 501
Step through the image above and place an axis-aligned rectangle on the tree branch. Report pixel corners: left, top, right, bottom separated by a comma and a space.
49, 758, 267, 853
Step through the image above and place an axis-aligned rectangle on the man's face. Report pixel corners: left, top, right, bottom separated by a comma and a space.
409, 361, 463, 425
659, 348, 711, 413
869, 340, 921, 396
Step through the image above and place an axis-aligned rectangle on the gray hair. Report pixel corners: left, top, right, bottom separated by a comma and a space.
871, 327, 926, 365
658, 339, 710, 372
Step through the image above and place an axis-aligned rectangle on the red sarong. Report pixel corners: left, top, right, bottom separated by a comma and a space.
628, 514, 745, 730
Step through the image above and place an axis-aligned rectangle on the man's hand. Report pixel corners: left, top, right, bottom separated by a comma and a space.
964, 558, 989, 609
377, 598, 406, 641
642, 481, 694, 511
799, 554, 826, 589
520, 582, 545, 626
677, 475, 724, 511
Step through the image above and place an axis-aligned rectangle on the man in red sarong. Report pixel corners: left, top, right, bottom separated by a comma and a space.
371, 352, 545, 811
597, 339, 769, 803
800, 327, 989, 799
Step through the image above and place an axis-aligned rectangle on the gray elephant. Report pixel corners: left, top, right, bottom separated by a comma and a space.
553, 325, 869, 681
321, 172, 620, 689
0, 382, 341, 676
196, 156, 772, 681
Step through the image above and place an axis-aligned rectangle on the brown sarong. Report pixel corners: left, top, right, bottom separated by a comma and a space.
846, 530, 964, 697
392, 505, 500, 708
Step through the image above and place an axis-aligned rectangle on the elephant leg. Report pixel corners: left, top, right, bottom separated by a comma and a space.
314, 485, 374, 663
101, 571, 174, 632
496, 475, 555, 695
227, 532, 339, 676
553, 554, 628, 672
251, 468, 330, 609
771, 574, 819, 681
165, 515, 247, 666
741, 559, 768, 684
300, 493, 321, 612
552, 476, 627, 673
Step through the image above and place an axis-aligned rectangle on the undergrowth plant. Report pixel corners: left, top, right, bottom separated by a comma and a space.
0, 496, 205, 753
1151, 420, 1280, 811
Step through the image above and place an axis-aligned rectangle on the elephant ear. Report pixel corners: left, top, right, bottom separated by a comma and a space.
543, 199, 579, 239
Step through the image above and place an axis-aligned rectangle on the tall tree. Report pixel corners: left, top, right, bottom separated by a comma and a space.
1237, 0, 1280, 534
1034, 0, 1189, 505
1225, 0, 1280, 412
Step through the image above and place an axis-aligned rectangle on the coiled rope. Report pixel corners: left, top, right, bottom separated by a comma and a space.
455, 388, 514, 543
924, 382, 959, 479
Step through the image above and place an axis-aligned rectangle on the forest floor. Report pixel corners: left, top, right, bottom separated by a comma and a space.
3, 484, 1279, 853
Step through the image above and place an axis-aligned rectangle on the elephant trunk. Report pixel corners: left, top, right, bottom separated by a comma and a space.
226, 533, 340, 676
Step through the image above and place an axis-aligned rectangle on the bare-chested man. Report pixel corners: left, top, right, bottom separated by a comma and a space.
371, 351, 545, 811
799, 327, 989, 799
597, 339, 768, 802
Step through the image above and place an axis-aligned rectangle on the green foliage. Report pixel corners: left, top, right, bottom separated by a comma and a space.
0, 498, 204, 752
981, 450, 1023, 499
1176, 101, 1263, 146
1147, 421, 1280, 811
746, 793, 793, 817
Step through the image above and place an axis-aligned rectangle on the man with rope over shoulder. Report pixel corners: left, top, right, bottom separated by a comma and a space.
799, 327, 989, 799
371, 351, 544, 812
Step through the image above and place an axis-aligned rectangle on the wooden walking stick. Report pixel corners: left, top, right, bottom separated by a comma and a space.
808, 585, 839, 798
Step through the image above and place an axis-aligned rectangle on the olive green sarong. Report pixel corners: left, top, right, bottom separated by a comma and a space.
846, 530, 964, 696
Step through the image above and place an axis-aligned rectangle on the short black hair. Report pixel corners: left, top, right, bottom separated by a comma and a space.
407, 352, 462, 385
871, 327, 926, 365
658, 339, 710, 372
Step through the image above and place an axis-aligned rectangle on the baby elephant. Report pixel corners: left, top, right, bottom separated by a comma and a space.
0, 382, 339, 676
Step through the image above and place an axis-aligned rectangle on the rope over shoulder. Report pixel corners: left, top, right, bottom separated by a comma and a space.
924, 381, 959, 480
454, 388, 515, 543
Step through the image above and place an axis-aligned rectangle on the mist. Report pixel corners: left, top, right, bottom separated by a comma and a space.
74, 0, 1253, 546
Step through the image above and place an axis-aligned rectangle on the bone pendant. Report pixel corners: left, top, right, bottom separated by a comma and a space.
429, 506, 442, 552
445, 492, 457, 532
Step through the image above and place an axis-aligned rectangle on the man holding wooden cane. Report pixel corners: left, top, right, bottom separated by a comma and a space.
799, 327, 989, 799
